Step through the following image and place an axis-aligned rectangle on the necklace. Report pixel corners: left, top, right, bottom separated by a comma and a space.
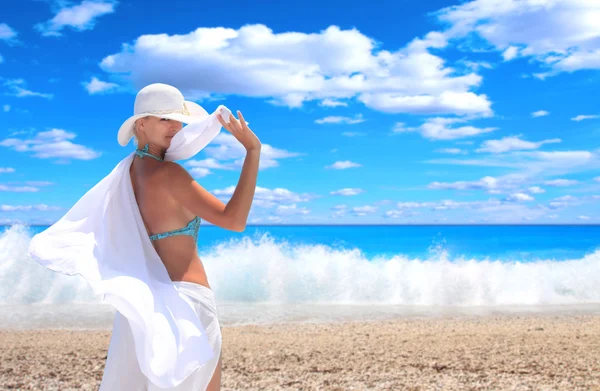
134, 144, 164, 162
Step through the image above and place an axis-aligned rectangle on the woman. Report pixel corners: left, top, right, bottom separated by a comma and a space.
28, 83, 261, 390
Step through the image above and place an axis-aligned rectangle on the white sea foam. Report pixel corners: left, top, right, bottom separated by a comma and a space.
2, 223, 599, 308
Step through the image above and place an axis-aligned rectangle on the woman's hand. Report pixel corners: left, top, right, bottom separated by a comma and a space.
218, 110, 262, 152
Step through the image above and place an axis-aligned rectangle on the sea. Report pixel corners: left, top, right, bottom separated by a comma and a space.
1, 223, 599, 330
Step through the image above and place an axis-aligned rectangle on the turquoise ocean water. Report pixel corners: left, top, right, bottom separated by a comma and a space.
1, 223, 599, 329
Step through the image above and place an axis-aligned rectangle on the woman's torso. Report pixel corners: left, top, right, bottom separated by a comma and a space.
129, 157, 211, 289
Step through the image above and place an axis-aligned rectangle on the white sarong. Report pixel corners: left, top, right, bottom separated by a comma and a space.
100, 281, 222, 391
27, 105, 230, 388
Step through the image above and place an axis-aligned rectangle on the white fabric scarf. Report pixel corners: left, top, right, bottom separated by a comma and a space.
27, 105, 231, 388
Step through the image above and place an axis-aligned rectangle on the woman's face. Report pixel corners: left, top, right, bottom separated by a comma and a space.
135, 116, 183, 149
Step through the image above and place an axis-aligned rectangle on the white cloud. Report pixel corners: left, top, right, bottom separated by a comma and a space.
315, 114, 365, 124
326, 160, 362, 170
330, 188, 364, 196
35, 0, 117, 37
594, 176, 600, 182
571, 114, 599, 121
0, 184, 39, 192
392, 122, 415, 133
196, 133, 302, 175
504, 192, 534, 202
24, 181, 53, 186
341, 131, 366, 137
527, 186, 545, 194
549, 195, 579, 209
435, 148, 467, 154
427, 150, 596, 181
0, 128, 101, 161
99, 25, 492, 115
460, 60, 493, 71
428, 175, 499, 191
531, 110, 549, 117
418, 117, 496, 140
0, 23, 17, 42
476, 136, 561, 153
578, 215, 590, 220
3, 104, 10, 112
351, 205, 378, 216
543, 179, 579, 187
0, 167, 15, 173
275, 203, 310, 216
3, 79, 53, 99
212, 185, 313, 209
435, 0, 600, 76
83, 76, 119, 94
0, 204, 60, 212
319, 98, 347, 107
502, 46, 519, 61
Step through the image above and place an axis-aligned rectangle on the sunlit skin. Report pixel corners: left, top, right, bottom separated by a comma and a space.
133, 116, 183, 159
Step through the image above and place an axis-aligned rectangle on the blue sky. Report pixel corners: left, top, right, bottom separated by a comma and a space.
1, 0, 599, 225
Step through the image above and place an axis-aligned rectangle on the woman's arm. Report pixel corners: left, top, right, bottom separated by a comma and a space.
223, 147, 261, 231
165, 149, 260, 232
167, 110, 261, 232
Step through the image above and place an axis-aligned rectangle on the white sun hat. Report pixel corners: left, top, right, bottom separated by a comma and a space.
117, 83, 210, 147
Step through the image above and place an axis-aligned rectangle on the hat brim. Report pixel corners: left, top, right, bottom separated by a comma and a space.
117, 101, 209, 146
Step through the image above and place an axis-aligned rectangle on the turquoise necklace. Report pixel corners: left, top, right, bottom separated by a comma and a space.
134, 143, 164, 162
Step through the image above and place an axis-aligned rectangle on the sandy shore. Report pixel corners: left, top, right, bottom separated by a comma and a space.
1, 314, 600, 390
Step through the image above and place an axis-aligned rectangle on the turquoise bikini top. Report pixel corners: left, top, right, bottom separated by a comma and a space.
135, 144, 202, 242
148, 216, 201, 241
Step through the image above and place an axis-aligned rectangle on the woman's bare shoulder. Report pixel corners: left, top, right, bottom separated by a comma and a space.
162, 161, 191, 182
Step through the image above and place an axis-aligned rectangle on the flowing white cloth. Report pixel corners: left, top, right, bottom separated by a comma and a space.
100, 281, 222, 391
27, 105, 231, 388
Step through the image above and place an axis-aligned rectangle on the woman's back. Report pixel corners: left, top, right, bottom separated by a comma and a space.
129, 156, 212, 288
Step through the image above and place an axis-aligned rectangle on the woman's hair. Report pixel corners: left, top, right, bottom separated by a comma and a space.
132, 116, 148, 148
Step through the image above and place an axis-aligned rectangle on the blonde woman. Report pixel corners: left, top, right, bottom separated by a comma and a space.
28, 83, 261, 390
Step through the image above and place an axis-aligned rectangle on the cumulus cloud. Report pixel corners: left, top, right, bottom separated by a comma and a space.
527, 186, 545, 194
543, 178, 579, 187
99, 24, 491, 115
3, 79, 53, 99
0, 184, 39, 192
35, 0, 117, 37
341, 132, 366, 137
418, 117, 496, 140
504, 192, 534, 202
427, 150, 596, 181
502, 46, 519, 61
188, 133, 301, 176
548, 195, 579, 209
0, 204, 60, 212
531, 110, 549, 117
571, 114, 599, 121
275, 203, 310, 216
0, 23, 17, 42
0, 167, 15, 173
330, 188, 364, 196
476, 136, 561, 153
319, 99, 348, 107
435, 148, 467, 154
83, 76, 119, 94
435, 0, 600, 76
0, 128, 101, 161
212, 185, 314, 211
326, 160, 362, 170
315, 114, 365, 124
351, 205, 378, 216
428, 175, 499, 191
